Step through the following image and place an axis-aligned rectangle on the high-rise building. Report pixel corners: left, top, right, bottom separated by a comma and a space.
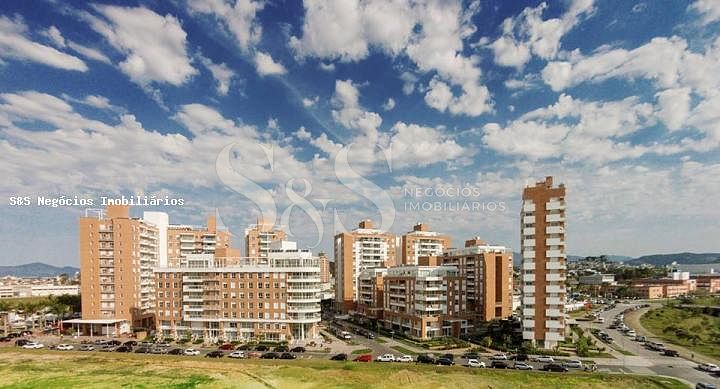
167, 216, 231, 267
79, 205, 158, 327
154, 240, 322, 342
334, 219, 396, 312
244, 218, 286, 258
437, 238, 514, 322
521, 176, 567, 349
400, 223, 451, 265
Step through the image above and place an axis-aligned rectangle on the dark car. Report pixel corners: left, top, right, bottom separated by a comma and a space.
134, 347, 152, 354
7, 333, 20, 339
542, 363, 569, 372
441, 353, 454, 361
15, 339, 30, 347
514, 353, 529, 361
255, 345, 269, 351
436, 358, 455, 366
274, 345, 289, 352
167, 348, 184, 355
123, 341, 138, 347
290, 346, 306, 353
491, 361, 509, 369
20, 330, 32, 336
0, 337, 11, 342
461, 353, 480, 359
236, 344, 252, 350
663, 349, 680, 357
279, 352, 296, 360
107, 340, 122, 346
115, 346, 132, 353
205, 350, 224, 358
330, 353, 348, 361
261, 352, 279, 359
416, 354, 435, 364
218, 343, 234, 350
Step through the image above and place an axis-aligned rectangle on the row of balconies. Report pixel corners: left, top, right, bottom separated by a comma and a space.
522, 273, 566, 282
522, 296, 565, 305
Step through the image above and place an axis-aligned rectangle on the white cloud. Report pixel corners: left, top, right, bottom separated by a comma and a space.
295, 126, 312, 140
388, 122, 470, 168
331, 79, 382, 137
318, 62, 335, 72
200, 56, 236, 95
88, 5, 197, 86
424, 77, 492, 116
399, 71, 418, 95
83, 95, 112, 109
188, 0, 264, 51
490, 0, 596, 68
43, 26, 65, 47
382, 97, 395, 111
689, 0, 720, 25
43, 25, 111, 64
254, 52, 287, 76
302, 96, 319, 107
655, 88, 691, 131
0, 16, 87, 72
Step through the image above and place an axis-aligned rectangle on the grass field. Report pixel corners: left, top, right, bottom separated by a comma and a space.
389, 345, 417, 356
640, 304, 720, 360
0, 349, 687, 389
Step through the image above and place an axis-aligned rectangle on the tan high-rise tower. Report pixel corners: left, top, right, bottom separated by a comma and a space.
401, 223, 451, 265
521, 176, 567, 349
244, 218, 286, 258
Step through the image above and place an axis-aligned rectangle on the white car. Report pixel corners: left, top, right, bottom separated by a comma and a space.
228, 351, 245, 359
395, 355, 413, 363
184, 348, 200, 356
514, 362, 533, 370
467, 359, 486, 368
534, 356, 554, 363
56, 344, 74, 351
699, 363, 720, 373
564, 359, 583, 369
626, 330, 637, 337
376, 354, 395, 362
491, 354, 508, 360
22, 342, 44, 349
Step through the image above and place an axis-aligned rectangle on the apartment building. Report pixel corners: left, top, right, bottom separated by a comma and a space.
400, 223, 451, 265
521, 176, 567, 349
696, 275, 720, 293
436, 238, 514, 322
166, 216, 231, 267
334, 220, 396, 312
79, 205, 158, 327
356, 268, 387, 321
244, 218, 286, 258
154, 241, 322, 342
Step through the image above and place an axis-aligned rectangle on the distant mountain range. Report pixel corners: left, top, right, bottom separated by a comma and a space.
0, 262, 79, 278
626, 252, 720, 266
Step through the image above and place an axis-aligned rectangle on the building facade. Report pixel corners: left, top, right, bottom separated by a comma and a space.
167, 216, 231, 267
521, 176, 567, 349
154, 241, 322, 343
79, 205, 158, 327
244, 218, 286, 258
334, 220, 396, 312
400, 223, 451, 265
696, 275, 720, 293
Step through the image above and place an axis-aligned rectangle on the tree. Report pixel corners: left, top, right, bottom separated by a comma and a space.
481, 336, 493, 348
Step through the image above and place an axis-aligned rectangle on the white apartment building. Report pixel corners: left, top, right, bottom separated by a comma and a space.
521, 176, 567, 349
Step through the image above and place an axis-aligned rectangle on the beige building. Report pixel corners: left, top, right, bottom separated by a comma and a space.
435, 238, 514, 322
244, 218, 286, 258
400, 223, 451, 265
334, 220, 396, 312
79, 205, 158, 328
154, 241, 322, 343
521, 176, 567, 349
167, 216, 231, 267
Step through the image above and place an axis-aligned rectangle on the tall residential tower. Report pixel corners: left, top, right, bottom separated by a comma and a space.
400, 223, 451, 265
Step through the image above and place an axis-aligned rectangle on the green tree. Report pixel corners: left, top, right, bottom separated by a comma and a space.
481, 336, 493, 348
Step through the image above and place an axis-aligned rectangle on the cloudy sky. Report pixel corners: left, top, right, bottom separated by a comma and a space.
1, 0, 719, 267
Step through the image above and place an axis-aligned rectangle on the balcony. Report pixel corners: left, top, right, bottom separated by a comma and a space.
522, 203, 535, 212
545, 320, 564, 329
545, 297, 563, 305
545, 226, 564, 234
523, 308, 535, 317
522, 274, 535, 282
523, 251, 535, 259
545, 285, 565, 294
546, 250, 566, 259
545, 214, 565, 223
546, 261, 566, 270
523, 331, 535, 340
545, 331, 564, 341
183, 305, 204, 312
522, 319, 535, 328
287, 296, 321, 303
522, 297, 535, 305
522, 227, 535, 236
545, 309, 562, 317
287, 305, 321, 313
522, 262, 535, 271
183, 276, 204, 283
524, 285, 535, 293
522, 239, 536, 248
546, 273, 566, 282
183, 285, 204, 293
546, 201, 565, 211
522, 215, 535, 224
546, 238, 564, 246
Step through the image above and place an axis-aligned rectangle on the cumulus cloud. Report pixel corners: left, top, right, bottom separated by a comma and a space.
689, 0, 720, 25
254, 52, 287, 76
655, 88, 691, 131
42, 25, 111, 64
302, 96, 319, 107
0, 16, 87, 71
200, 56, 236, 95
381, 98, 395, 111
188, 0, 264, 51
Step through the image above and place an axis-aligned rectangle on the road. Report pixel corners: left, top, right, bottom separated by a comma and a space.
578, 303, 720, 387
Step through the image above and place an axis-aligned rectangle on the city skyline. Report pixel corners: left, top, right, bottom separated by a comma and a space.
2, 0, 720, 267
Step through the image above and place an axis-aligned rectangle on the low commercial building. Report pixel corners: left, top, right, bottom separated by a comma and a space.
578, 273, 616, 286
695, 275, 720, 293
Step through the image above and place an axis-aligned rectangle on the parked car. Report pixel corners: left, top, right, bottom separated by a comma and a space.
353, 354, 372, 362
416, 354, 435, 364
396, 355, 413, 363
491, 360, 508, 369
79, 344, 95, 351
534, 356, 554, 363
260, 352, 279, 359
330, 353, 348, 361
461, 352, 480, 360
696, 384, 717, 389
205, 350, 225, 358
254, 345, 269, 351
218, 343, 234, 350
514, 353, 529, 361
22, 342, 44, 349
514, 362, 533, 370
184, 348, 200, 356
698, 363, 720, 373
542, 363, 569, 372
634, 335, 647, 342
663, 349, 680, 357
274, 345, 289, 352
115, 346, 132, 353
626, 330, 637, 337
123, 341, 138, 347
441, 353, 454, 361
99, 345, 117, 352
229, 351, 245, 359
167, 348, 184, 355
15, 339, 30, 347
134, 347, 152, 354
376, 354, 395, 362
150, 346, 170, 354
56, 344, 74, 351
107, 340, 122, 346
290, 346, 306, 353
466, 359, 486, 368
491, 354, 508, 360
279, 352, 296, 360
436, 358, 455, 366
563, 360, 583, 369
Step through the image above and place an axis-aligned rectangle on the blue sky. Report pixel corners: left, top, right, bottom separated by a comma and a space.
1, 0, 719, 266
